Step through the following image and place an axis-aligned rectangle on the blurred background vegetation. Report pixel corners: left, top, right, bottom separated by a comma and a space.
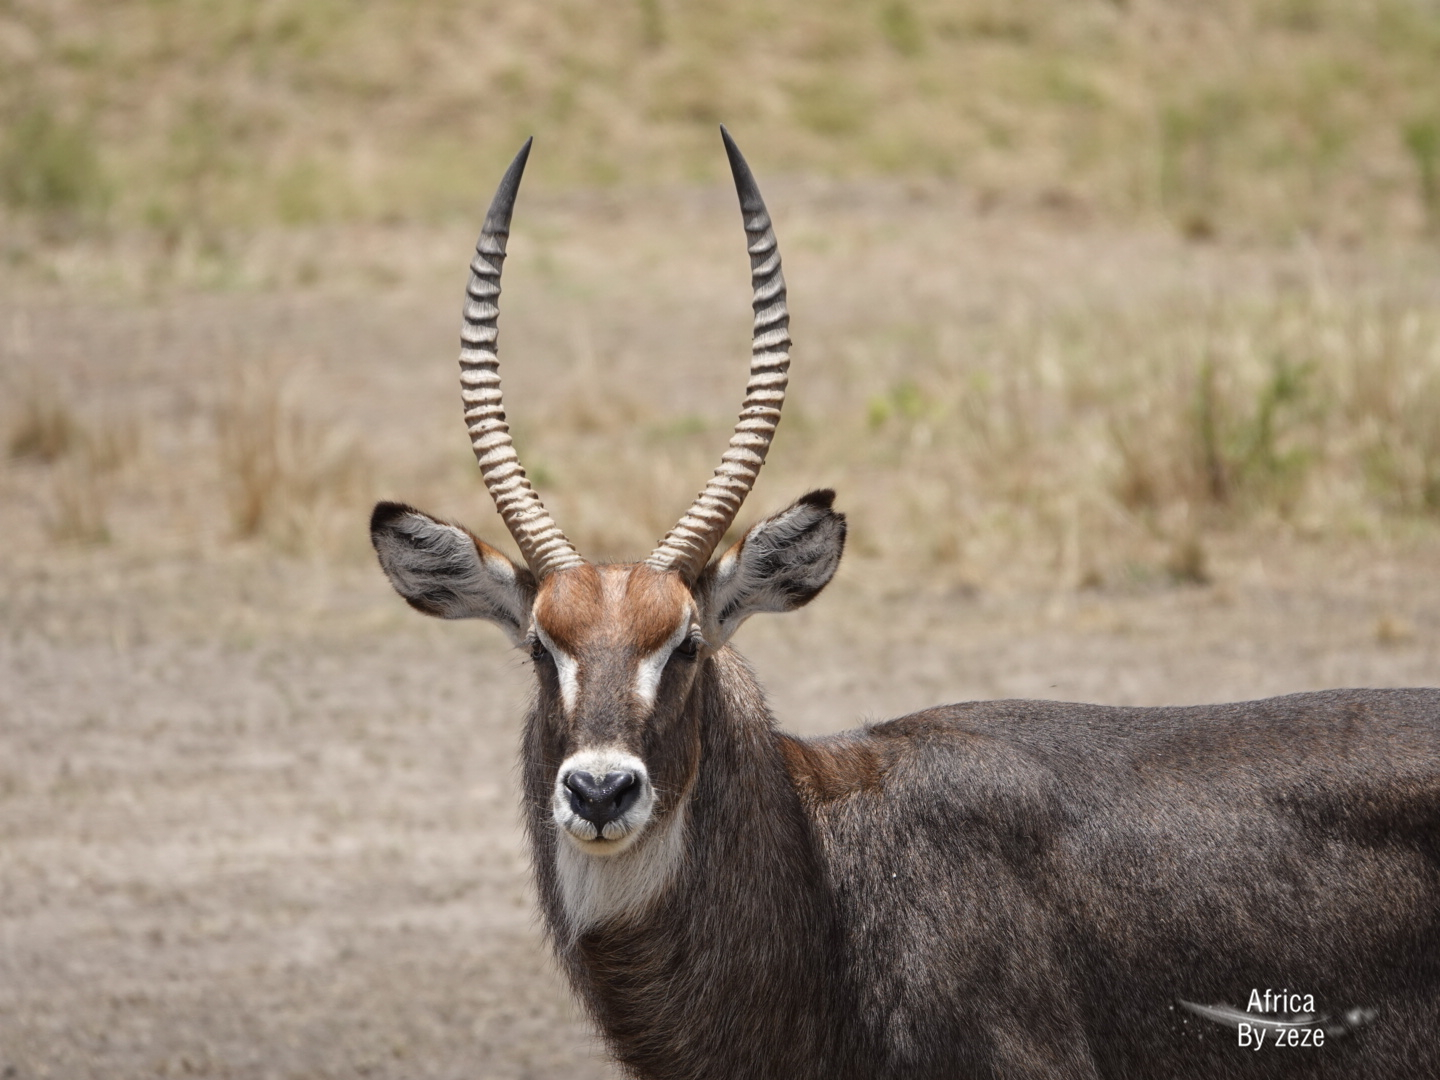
3, 0, 1440, 588
2, 0, 1440, 242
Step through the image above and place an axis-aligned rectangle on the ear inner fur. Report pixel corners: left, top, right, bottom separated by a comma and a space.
704, 490, 847, 641
369, 501, 534, 637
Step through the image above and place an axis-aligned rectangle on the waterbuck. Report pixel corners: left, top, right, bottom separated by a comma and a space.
370, 129, 1440, 1079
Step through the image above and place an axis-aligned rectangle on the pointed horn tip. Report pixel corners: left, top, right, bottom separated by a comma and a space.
719, 126, 764, 209
484, 137, 537, 229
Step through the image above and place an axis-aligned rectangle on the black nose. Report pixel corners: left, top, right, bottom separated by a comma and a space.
565, 770, 640, 826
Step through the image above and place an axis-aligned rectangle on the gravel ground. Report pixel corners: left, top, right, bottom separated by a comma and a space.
3, 535, 1437, 1078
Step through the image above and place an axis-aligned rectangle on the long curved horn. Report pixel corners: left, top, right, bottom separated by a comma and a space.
460, 138, 584, 578
646, 127, 791, 580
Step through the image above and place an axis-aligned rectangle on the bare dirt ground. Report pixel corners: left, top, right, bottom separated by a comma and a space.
3, 187, 1439, 1078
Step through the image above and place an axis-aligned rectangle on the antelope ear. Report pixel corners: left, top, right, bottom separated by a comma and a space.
370, 501, 535, 643
700, 489, 846, 644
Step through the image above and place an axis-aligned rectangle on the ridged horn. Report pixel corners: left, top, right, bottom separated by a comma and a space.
460, 138, 585, 578
646, 127, 791, 581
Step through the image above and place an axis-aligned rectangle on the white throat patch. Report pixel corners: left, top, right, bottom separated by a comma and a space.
555, 799, 689, 936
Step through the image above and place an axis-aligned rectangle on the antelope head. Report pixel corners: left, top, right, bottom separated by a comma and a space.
371, 129, 846, 858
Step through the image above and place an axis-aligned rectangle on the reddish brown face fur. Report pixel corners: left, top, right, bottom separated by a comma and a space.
530, 563, 705, 854
370, 491, 848, 935
533, 564, 696, 660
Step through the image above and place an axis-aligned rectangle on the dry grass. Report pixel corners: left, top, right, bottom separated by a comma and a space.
4, 0, 1433, 572
6, 380, 78, 463
215, 361, 371, 552
1, 352, 371, 558
2, 189, 1438, 589
3, 0, 1440, 248
887, 286, 1440, 584
4, 377, 140, 544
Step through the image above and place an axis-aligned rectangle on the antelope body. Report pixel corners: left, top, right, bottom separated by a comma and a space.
372, 130, 1440, 1079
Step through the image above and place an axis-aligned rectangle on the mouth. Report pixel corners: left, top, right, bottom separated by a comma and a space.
555, 806, 649, 853
552, 750, 655, 853
563, 817, 637, 843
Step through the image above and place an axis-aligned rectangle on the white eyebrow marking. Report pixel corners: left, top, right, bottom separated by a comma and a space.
534, 624, 579, 713
633, 616, 693, 708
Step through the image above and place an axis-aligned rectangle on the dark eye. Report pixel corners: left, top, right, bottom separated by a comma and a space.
673, 635, 702, 663
529, 638, 550, 663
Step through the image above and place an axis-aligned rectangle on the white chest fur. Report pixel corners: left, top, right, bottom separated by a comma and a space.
555, 803, 689, 935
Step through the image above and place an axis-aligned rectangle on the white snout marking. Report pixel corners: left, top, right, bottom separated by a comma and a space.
633, 618, 694, 708
553, 749, 655, 852
534, 624, 579, 713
